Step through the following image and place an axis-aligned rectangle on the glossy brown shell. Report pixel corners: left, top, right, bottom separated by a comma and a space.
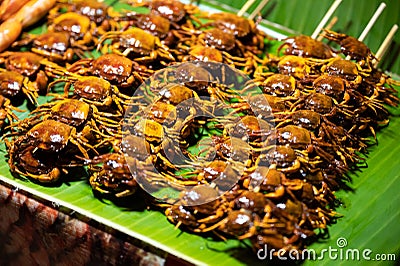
5, 52, 43, 76
292, 110, 321, 130
91, 54, 133, 84
51, 12, 91, 40
279, 35, 333, 59
262, 73, 296, 97
26, 120, 73, 152
149, 0, 186, 22
33, 32, 70, 56
201, 28, 236, 51
51, 99, 90, 127
73, 76, 111, 101
277, 125, 312, 148
304, 93, 334, 114
0, 70, 24, 98
313, 74, 346, 100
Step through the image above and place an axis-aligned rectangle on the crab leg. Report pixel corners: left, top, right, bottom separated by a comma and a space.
96, 31, 120, 49
316, 16, 338, 41
342, 2, 386, 60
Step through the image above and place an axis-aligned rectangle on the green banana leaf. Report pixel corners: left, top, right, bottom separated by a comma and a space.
1, 1, 400, 265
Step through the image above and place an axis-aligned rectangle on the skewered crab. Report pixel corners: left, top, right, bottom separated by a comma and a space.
198, 136, 255, 167
181, 186, 231, 223
5, 144, 64, 183
278, 35, 334, 59
320, 57, 369, 84
275, 110, 366, 164
275, 125, 348, 174
162, 62, 243, 102
272, 55, 324, 80
312, 74, 352, 103
0, 51, 49, 93
66, 53, 145, 89
125, 119, 180, 172
97, 27, 175, 65
0, 69, 38, 104
200, 12, 267, 55
199, 208, 260, 240
291, 92, 354, 121
226, 93, 288, 117
223, 115, 275, 145
312, 73, 389, 122
116, 12, 177, 46
153, 83, 197, 106
17, 99, 121, 140
127, 0, 200, 27
48, 74, 135, 113
165, 204, 200, 229
190, 191, 274, 240
86, 153, 138, 197
318, 59, 399, 125
8, 119, 95, 157
115, 134, 184, 195
6, 120, 96, 182
48, 0, 120, 35
177, 27, 245, 56
12, 31, 81, 62
175, 43, 251, 71
176, 44, 224, 63
47, 12, 97, 50
181, 155, 245, 190
164, 185, 234, 233
321, 29, 375, 62
251, 72, 301, 97
361, 69, 400, 107
127, 117, 195, 174
244, 167, 285, 198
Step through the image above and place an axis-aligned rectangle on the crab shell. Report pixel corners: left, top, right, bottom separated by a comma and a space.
26, 120, 74, 153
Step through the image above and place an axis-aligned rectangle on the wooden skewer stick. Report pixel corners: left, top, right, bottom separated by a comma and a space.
311, 0, 342, 39
317, 16, 338, 41
373, 24, 398, 68
358, 2, 386, 41
248, 0, 269, 20
237, 0, 256, 17
345, 2, 387, 60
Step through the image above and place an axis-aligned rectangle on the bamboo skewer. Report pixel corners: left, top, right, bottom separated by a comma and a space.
358, 2, 386, 42
239, 0, 393, 71
344, 2, 387, 60
373, 24, 398, 68
311, 0, 342, 39
317, 16, 338, 41
248, 0, 269, 20
237, 0, 256, 17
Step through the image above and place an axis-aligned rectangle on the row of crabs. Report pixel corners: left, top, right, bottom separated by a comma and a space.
3, 60, 344, 252
0, 0, 270, 128
1, 0, 399, 256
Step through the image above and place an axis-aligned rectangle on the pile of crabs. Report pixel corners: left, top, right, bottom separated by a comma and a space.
1, 0, 399, 257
